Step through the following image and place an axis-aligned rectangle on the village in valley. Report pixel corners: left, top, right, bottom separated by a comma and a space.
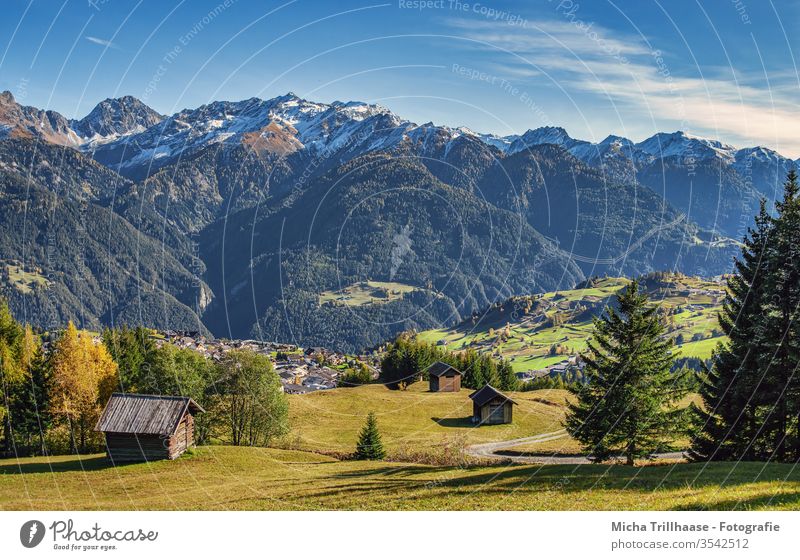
157, 330, 379, 394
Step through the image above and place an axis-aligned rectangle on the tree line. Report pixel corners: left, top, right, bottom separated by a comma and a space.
566, 171, 800, 465
379, 333, 519, 391
0, 314, 288, 456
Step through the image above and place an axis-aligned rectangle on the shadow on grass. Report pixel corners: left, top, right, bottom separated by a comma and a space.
332, 464, 456, 479
494, 450, 586, 459
675, 491, 800, 511
0, 456, 113, 474
312, 461, 800, 508
432, 416, 474, 428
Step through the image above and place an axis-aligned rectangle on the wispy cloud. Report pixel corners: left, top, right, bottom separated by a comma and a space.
85, 36, 120, 49
448, 17, 800, 157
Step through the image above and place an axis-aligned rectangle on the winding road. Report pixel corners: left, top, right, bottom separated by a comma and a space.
466, 429, 686, 465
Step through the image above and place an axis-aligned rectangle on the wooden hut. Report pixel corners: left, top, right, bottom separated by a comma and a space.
95, 393, 205, 462
469, 385, 516, 425
426, 361, 462, 392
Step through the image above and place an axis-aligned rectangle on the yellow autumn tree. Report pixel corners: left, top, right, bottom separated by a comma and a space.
48, 322, 118, 452
0, 298, 24, 451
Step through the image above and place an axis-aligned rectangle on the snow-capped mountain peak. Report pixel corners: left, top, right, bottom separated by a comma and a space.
3, 90, 796, 187
72, 96, 164, 143
635, 130, 737, 162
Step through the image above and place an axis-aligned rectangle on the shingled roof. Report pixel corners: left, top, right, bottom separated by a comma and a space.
468, 385, 517, 407
425, 361, 462, 377
95, 393, 205, 436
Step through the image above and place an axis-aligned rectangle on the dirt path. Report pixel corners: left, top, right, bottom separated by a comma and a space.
466, 429, 686, 465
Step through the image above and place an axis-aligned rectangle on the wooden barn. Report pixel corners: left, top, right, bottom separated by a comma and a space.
426, 361, 462, 392
95, 393, 205, 462
469, 385, 516, 425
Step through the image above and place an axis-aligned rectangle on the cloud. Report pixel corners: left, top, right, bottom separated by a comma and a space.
85, 36, 120, 49
447, 17, 800, 157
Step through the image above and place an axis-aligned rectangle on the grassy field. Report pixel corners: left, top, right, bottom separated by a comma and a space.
285, 383, 570, 457
319, 281, 420, 307
3, 262, 50, 294
2, 446, 799, 510
418, 274, 727, 371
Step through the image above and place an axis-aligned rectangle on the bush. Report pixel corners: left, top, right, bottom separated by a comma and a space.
337, 363, 372, 387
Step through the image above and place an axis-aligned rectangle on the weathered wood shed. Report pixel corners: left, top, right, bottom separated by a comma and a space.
469, 385, 516, 425
95, 393, 205, 462
426, 361, 462, 392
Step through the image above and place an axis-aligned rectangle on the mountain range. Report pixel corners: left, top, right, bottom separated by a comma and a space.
0, 89, 794, 350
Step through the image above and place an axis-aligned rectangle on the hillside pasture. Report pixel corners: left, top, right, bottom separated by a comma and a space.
319, 281, 419, 307
285, 383, 570, 457
419, 275, 728, 371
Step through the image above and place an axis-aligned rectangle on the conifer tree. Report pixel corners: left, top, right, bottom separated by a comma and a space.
9, 326, 49, 454
355, 411, 385, 460
692, 170, 800, 462
690, 200, 773, 461
565, 280, 687, 465
759, 169, 800, 460
498, 360, 519, 391
102, 326, 156, 392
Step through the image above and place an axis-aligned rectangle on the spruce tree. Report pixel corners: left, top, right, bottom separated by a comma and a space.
689, 200, 773, 461
692, 170, 800, 462
355, 411, 385, 460
9, 326, 50, 454
759, 169, 800, 460
565, 280, 687, 465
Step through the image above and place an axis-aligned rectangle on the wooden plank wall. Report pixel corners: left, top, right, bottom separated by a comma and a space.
105, 413, 196, 462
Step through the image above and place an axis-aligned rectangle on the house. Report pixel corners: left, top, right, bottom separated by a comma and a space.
425, 361, 462, 392
469, 385, 516, 425
286, 354, 306, 365
302, 366, 339, 390
516, 369, 549, 382
302, 375, 337, 390
283, 383, 311, 395
95, 393, 205, 462
547, 361, 570, 377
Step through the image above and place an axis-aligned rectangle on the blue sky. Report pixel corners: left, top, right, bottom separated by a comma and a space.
2, 0, 799, 155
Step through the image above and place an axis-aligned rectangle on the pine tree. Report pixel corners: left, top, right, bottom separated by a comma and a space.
565, 280, 688, 465
355, 411, 385, 460
759, 169, 800, 460
9, 326, 50, 454
102, 326, 156, 392
498, 360, 519, 391
690, 200, 773, 461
